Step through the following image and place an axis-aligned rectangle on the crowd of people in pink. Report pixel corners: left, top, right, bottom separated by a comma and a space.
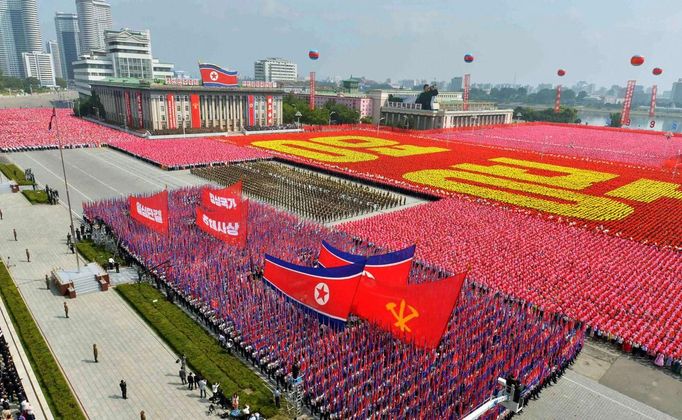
0, 108, 139, 151
429, 124, 682, 170
84, 188, 584, 418
108, 138, 272, 169
338, 197, 682, 362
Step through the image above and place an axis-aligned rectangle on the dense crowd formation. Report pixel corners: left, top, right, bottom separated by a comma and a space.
109, 138, 272, 169
84, 188, 584, 418
192, 162, 405, 222
429, 124, 682, 170
0, 108, 139, 152
337, 197, 682, 361
0, 331, 26, 409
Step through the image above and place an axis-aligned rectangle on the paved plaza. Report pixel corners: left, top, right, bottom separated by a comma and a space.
0, 147, 680, 419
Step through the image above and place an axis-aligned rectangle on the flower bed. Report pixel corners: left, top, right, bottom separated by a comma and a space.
233, 130, 682, 248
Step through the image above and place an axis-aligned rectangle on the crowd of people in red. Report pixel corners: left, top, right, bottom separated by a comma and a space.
109, 138, 271, 169
429, 124, 682, 170
84, 188, 584, 418
0, 108, 139, 151
338, 197, 682, 363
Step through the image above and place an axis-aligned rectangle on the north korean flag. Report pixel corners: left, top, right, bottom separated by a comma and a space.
263, 254, 365, 328
199, 63, 238, 87
318, 241, 415, 286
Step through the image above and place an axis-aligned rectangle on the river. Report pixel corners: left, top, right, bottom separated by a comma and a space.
577, 110, 682, 133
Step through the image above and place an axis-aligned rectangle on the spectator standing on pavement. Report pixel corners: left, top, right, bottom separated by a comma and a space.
0, 209, 3, 219
25, 249, 29, 263
140, 410, 146, 420
274, 388, 281, 408
45, 274, 50, 290
12, 229, 16, 241
187, 372, 195, 390
179, 367, 187, 385
93, 344, 98, 363
119, 380, 127, 399
198, 377, 207, 398
63, 302, 69, 318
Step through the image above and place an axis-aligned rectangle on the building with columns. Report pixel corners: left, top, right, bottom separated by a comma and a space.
380, 101, 513, 130
90, 78, 284, 134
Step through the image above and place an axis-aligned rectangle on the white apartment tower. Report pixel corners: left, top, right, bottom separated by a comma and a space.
22, 51, 56, 87
75, 0, 112, 53
254, 57, 297, 83
46, 40, 62, 79
0, 0, 42, 78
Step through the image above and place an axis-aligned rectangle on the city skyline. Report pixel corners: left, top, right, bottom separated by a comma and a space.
35, 0, 680, 88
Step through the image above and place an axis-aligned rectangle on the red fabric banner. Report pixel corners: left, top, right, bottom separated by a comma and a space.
621, 80, 636, 126
195, 205, 246, 247
463, 74, 470, 111
128, 190, 169, 234
201, 181, 242, 212
266, 96, 274, 126
309, 71, 316, 110
190, 94, 201, 128
124, 91, 133, 128
262, 254, 365, 324
136, 91, 143, 128
351, 272, 467, 348
248, 95, 255, 126
649, 85, 657, 118
166, 94, 176, 130
554, 85, 562, 113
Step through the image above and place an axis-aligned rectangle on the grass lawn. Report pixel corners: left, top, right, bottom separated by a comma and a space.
116, 284, 281, 417
75, 239, 125, 267
0, 263, 86, 420
0, 163, 34, 186
21, 190, 49, 204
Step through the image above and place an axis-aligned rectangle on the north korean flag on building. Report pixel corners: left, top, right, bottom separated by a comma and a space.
199, 63, 238, 87
128, 190, 169, 235
201, 181, 242, 212
262, 254, 366, 327
351, 272, 467, 348
318, 241, 415, 286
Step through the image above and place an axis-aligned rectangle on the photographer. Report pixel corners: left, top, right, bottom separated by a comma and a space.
415, 83, 439, 110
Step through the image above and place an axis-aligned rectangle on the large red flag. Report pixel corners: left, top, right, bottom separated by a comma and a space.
201, 181, 242, 212
128, 190, 169, 234
262, 254, 365, 327
195, 205, 246, 247
318, 241, 415, 286
351, 272, 467, 348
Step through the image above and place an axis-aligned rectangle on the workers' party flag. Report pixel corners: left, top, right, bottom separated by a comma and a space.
318, 241, 415, 286
351, 272, 467, 348
128, 190, 169, 234
195, 204, 247, 247
262, 254, 365, 327
201, 181, 243, 212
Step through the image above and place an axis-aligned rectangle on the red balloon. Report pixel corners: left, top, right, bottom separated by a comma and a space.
308, 50, 319, 60
630, 55, 644, 66
557, 69, 566, 77
464, 54, 474, 63
652, 67, 663, 76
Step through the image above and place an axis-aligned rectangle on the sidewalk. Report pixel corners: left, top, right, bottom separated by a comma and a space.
0, 192, 211, 419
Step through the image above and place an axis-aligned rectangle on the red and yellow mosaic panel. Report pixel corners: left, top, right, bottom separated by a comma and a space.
230, 131, 682, 247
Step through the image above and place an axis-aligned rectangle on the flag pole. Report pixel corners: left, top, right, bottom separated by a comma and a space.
53, 109, 81, 271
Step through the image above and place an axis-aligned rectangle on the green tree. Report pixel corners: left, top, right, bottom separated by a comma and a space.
513, 106, 578, 123
76, 93, 105, 119
23, 77, 41, 93
609, 112, 622, 127
55, 78, 67, 89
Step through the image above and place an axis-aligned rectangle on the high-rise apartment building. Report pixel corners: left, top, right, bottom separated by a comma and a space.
254, 57, 297, 82
672, 79, 682, 108
22, 51, 56, 87
46, 40, 62, 79
0, 0, 42, 78
76, 0, 112, 53
55, 12, 80, 80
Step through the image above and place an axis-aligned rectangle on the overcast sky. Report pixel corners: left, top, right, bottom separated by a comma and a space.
39, 0, 681, 89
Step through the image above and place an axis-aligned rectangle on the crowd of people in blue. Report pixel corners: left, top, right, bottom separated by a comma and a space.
84, 187, 585, 418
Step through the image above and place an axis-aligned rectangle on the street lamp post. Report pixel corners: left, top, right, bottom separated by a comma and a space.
376, 116, 385, 133
295, 111, 302, 128
328, 111, 337, 126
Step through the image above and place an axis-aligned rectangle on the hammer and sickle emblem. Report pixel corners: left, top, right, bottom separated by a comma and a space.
386, 299, 419, 333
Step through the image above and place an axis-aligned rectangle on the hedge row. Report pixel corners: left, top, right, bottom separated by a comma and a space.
0, 263, 86, 419
0, 163, 34, 185
20, 190, 48, 205
75, 239, 124, 267
115, 284, 279, 417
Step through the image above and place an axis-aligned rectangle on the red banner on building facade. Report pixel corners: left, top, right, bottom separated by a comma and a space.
247, 95, 255, 126
266, 96, 274, 126
136, 91, 143, 128
649, 85, 657, 118
166, 94, 176, 130
309, 71, 316, 110
554, 85, 562, 113
190, 94, 201, 128
124, 91, 133, 128
463, 74, 470, 111
621, 80, 636, 126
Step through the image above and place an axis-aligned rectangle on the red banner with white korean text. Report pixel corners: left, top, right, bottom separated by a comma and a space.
266, 96, 274, 126
621, 80, 636, 126
195, 205, 246, 247
166, 94, 176, 129
201, 181, 242, 212
554, 85, 562, 113
128, 190, 169, 234
248, 95, 255, 126
463, 74, 470, 111
136, 91, 143, 128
